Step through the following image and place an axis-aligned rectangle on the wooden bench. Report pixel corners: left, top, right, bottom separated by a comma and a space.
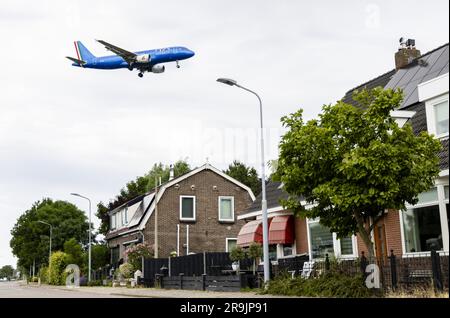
400, 269, 433, 287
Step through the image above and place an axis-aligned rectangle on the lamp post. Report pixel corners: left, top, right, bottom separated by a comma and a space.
71, 193, 92, 282
216, 78, 270, 284
37, 220, 52, 274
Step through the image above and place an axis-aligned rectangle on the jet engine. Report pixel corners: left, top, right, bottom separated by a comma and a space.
135, 54, 151, 63
151, 65, 165, 73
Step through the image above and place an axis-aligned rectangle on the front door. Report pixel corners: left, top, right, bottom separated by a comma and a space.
374, 223, 388, 262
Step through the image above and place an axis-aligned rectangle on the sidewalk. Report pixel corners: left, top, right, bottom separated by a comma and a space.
21, 282, 291, 298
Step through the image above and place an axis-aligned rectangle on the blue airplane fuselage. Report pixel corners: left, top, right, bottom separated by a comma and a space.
72, 46, 194, 69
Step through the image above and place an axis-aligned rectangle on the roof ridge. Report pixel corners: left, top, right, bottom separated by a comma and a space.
343, 69, 396, 96
343, 42, 449, 98
415, 42, 449, 61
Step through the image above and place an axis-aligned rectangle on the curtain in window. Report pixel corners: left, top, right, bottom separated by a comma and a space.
309, 222, 334, 259
220, 198, 232, 220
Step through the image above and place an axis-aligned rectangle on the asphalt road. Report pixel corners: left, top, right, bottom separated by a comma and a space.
0, 281, 124, 298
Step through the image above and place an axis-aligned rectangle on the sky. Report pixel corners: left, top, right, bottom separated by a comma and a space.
0, 0, 448, 268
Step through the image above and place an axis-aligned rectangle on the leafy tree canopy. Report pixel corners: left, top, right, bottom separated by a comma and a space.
96, 159, 191, 235
91, 243, 110, 270
64, 238, 85, 270
0, 265, 14, 279
10, 199, 90, 270
224, 160, 261, 196
275, 88, 441, 257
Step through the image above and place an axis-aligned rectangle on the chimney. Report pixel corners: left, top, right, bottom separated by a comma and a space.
395, 38, 421, 70
169, 164, 174, 181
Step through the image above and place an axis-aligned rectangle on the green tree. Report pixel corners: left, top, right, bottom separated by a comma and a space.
224, 160, 261, 196
0, 265, 14, 280
91, 243, 110, 270
64, 238, 85, 270
10, 199, 90, 270
275, 88, 441, 257
248, 243, 263, 274
96, 160, 191, 235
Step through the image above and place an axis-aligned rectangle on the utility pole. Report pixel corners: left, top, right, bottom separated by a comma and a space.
154, 177, 161, 258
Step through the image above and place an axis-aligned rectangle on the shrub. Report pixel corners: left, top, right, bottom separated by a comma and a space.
87, 280, 103, 286
119, 263, 134, 279
48, 251, 70, 285
263, 272, 380, 298
247, 243, 263, 274
229, 246, 246, 262
39, 266, 48, 284
124, 243, 153, 271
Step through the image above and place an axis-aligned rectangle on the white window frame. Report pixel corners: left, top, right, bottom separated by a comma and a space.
306, 218, 358, 260
179, 195, 196, 221
425, 94, 449, 139
400, 183, 450, 256
123, 208, 128, 225
225, 238, 238, 252
277, 242, 297, 259
110, 213, 116, 230
218, 196, 235, 222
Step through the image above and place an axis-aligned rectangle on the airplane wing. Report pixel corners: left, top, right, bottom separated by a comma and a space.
96, 39, 137, 64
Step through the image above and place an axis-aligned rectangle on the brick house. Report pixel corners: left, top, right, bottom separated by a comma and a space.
105, 163, 255, 266
237, 40, 449, 261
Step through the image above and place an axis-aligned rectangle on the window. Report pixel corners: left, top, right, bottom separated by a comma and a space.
219, 196, 234, 222
268, 245, 277, 261
180, 196, 196, 221
435, 100, 449, 136
402, 205, 443, 252
401, 187, 448, 253
123, 208, 128, 225
309, 222, 334, 259
340, 237, 354, 256
308, 219, 356, 259
111, 246, 120, 265
282, 244, 293, 257
110, 213, 116, 230
226, 238, 237, 252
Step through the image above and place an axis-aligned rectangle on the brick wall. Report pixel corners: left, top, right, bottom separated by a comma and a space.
143, 169, 253, 257
294, 217, 309, 254
356, 209, 403, 257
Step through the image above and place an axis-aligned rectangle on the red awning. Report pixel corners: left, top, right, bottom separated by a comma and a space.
269, 215, 294, 244
237, 220, 263, 247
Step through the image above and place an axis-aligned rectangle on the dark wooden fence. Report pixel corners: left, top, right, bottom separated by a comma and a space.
142, 252, 254, 287
155, 273, 251, 292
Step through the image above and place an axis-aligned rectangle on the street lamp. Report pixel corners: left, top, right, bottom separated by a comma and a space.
37, 220, 52, 274
71, 193, 92, 282
216, 78, 270, 284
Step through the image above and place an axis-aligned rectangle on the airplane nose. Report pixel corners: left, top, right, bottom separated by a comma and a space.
187, 49, 195, 58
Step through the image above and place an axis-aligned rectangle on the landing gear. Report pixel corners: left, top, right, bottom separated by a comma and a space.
176, 60, 180, 68
138, 72, 143, 78
128, 62, 134, 71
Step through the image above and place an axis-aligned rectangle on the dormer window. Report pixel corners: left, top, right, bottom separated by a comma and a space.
110, 213, 116, 230
434, 100, 449, 136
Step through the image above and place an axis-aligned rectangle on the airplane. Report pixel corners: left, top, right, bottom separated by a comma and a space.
66, 40, 195, 77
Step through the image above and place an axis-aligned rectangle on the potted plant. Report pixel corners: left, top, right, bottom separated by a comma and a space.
248, 243, 263, 275
229, 246, 246, 274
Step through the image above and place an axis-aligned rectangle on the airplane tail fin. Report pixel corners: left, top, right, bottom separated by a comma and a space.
74, 41, 96, 61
